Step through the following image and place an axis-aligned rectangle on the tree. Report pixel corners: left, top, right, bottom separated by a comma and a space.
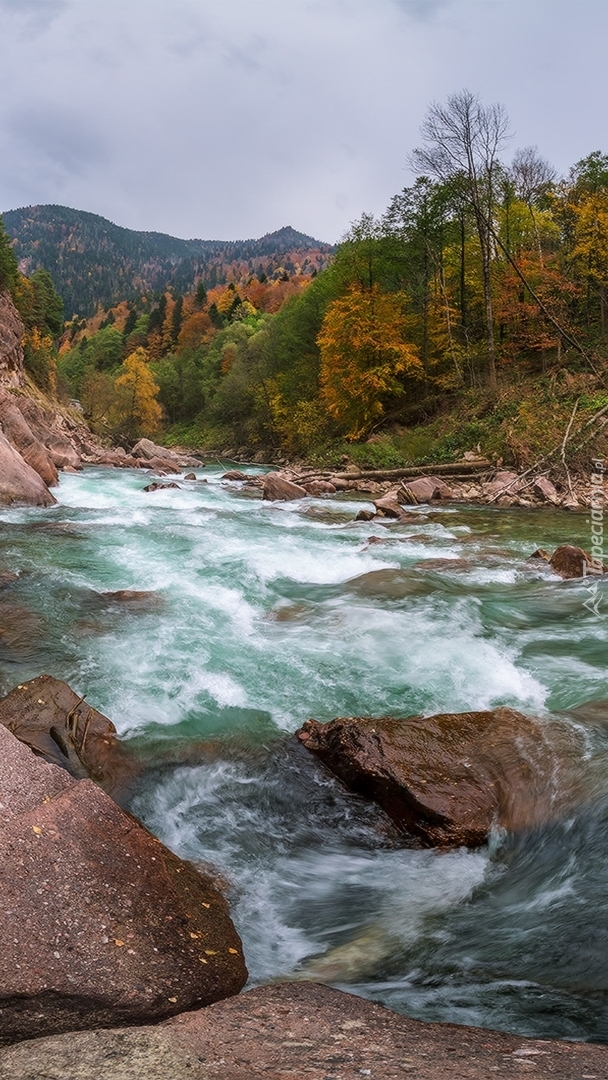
112, 348, 162, 440
318, 284, 422, 439
0, 216, 18, 294
412, 89, 511, 392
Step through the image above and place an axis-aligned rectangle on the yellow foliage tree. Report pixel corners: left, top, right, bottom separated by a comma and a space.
318, 285, 422, 439
572, 191, 608, 335
112, 347, 162, 440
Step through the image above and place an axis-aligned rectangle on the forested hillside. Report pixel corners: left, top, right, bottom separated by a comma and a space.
2, 206, 333, 318
8, 92, 608, 469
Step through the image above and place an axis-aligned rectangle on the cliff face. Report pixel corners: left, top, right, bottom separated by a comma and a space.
0, 290, 99, 506
0, 290, 25, 389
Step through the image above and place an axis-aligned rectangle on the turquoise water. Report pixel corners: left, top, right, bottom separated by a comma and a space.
2, 465, 608, 1040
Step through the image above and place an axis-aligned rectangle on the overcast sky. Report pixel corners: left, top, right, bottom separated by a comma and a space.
0, 0, 605, 243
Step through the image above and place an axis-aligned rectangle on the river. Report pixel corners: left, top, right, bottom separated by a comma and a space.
1, 464, 608, 1041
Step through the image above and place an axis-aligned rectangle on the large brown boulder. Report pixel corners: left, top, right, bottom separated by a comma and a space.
0, 290, 25, 388
2, 982, 606, 1080
297, 708, 585, 847
0, 389, 58, 486
0, 430, 56, 506
0, 728, 246, 1045
549, 544, 605, 579
262, 472, 307, 501
0, 674, 141, 803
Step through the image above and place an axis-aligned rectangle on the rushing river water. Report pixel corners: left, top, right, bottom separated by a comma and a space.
2, 464, 608, 1041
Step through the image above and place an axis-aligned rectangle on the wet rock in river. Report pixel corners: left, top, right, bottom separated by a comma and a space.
549, 544, 606, 579
0, 724, 247, 1046
372, 493, 410, 520
143, 481, 181, 492
262, 472, 307, 501
221, 470, 249, 481
297, 708, 586, 847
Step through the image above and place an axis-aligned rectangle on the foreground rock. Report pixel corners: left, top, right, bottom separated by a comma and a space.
1, 983, 606, 1080
298, 708, 584, 847
0, 674, 141, 802
0, 724, 246, 1046
262, 471, 307, 501
0, 430, 56, 506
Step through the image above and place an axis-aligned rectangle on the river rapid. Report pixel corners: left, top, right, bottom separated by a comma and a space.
2, 464, 608, 1041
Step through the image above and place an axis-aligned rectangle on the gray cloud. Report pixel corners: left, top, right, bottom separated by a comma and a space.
7, 107, 106, 177
392, 0, 453, 20
0, 0, 606, 243
0, 0, 67, 38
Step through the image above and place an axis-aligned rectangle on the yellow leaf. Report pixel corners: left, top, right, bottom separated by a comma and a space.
204, 949, 217, 956
198, 957, 208, 964
228, 948, 238, 955
32, 826, 42, 835
114, 939, 125, 947
168, 996, 177, 1003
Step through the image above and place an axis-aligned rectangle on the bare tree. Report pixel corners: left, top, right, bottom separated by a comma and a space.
412, 89, 511, 392
509, 146, 556, 265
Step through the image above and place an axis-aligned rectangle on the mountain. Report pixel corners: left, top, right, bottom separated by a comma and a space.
2, 206, 334, 318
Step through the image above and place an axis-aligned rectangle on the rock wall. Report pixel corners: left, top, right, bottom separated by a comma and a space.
0, 290, 25, 390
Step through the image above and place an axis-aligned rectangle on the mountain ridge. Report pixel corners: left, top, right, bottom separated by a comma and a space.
2, 205, 334, 318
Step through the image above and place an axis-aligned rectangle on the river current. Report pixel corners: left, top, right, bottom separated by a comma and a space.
2, 464, 608, 1041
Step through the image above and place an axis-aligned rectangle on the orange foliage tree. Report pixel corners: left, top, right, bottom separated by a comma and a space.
318, 284, 422, 439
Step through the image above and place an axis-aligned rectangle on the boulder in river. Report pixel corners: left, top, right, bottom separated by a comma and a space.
0, 674, 141, 803
221, 470, 249, 481
143, 481, 181, 492
0, 430, 56, 506
0, 723, 247, 1045
549, 544, 606, 579
372, 493, 410, 520
262, 472, 307, 501
297, 708, 585, 847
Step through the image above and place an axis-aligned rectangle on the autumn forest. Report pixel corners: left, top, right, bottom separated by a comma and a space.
4, 91, 608, 468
